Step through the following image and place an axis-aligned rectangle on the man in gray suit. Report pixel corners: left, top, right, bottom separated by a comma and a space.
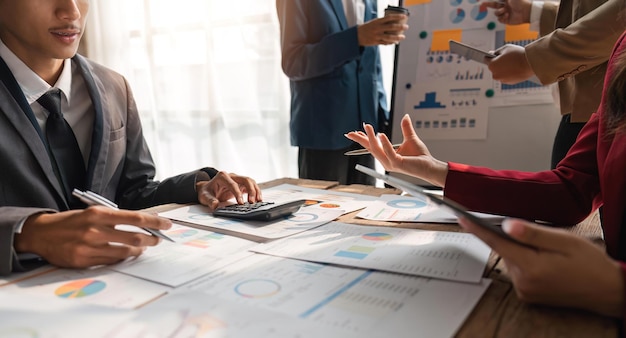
0, 0, 262, 275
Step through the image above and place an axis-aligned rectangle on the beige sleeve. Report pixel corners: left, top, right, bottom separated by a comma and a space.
526, 0, 626, 85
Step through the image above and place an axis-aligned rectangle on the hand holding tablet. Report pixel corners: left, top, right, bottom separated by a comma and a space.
355, 164, 533, 248
449, 40, 496, 65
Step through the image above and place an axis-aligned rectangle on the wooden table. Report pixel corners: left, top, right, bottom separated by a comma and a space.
252, 178, 619, 338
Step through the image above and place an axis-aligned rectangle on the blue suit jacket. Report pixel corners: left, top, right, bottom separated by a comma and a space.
277, 0, 388, 150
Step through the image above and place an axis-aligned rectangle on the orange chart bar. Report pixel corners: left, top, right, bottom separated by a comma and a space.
505, 24, 539, 42
404, 0, 431, 5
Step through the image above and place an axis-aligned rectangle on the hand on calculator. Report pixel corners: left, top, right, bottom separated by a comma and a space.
213, 200, 306, 221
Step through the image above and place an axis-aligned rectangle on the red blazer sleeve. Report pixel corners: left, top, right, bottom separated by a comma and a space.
444, 112, 602, 225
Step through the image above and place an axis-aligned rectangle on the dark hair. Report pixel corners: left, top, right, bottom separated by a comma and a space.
605, 50, 626, 134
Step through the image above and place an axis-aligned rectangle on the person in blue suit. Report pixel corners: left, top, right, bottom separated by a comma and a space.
276, 0, 408, 185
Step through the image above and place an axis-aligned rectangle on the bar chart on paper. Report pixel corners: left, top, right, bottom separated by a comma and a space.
251, 222, 490, 283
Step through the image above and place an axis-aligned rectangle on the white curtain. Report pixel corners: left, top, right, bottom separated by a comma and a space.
85, 0, 395, 183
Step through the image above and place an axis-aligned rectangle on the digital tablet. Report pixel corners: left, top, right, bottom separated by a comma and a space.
449, 40, 496, 65
355, 164, 530, 247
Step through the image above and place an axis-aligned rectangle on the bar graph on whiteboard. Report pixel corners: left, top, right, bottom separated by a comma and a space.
490, 25, 554, 106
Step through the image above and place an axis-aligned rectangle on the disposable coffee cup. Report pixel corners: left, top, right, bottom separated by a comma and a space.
384, 5, 409, 25
383, 5, 409, 43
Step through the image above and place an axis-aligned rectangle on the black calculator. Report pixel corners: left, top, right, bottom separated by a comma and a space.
213, 200, 307, 221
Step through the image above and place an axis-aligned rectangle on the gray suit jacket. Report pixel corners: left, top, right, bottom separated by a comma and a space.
0, 55, 216, 275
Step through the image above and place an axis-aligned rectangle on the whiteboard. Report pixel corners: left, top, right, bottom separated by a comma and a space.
389, 1, 561, 185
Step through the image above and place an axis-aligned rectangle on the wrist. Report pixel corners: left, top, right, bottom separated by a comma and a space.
428, 159, 449, 188
14, 213, 47, 254
597, 260, 625, 317
522, 1, 533, 23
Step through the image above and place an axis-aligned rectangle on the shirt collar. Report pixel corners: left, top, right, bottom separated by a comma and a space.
0, 39, 73, 106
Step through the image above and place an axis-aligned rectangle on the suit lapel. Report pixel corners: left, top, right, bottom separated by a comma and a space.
0, 56, 67, 205
329, 0, 348, 30
72, 55, 108, 192
364, 0, 376, 22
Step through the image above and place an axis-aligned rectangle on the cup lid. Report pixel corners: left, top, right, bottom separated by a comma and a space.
385, 5, 410, 15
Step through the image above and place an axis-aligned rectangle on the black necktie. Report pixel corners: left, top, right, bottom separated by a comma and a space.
38, 89, 86, 208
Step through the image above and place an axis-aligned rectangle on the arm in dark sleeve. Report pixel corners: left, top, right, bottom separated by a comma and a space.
112, 78, 219, 210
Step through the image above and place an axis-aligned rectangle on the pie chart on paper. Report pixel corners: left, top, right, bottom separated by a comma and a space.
362, 232, 393, 241
55, 279, 106, 298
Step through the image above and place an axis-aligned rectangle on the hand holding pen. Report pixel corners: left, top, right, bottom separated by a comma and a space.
73, 189, 174, 242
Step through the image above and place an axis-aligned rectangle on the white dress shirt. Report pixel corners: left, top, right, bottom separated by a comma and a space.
529, 1, 545, 32
342, 0, 366, 27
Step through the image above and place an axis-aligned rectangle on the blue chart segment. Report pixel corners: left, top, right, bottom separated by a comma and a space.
450, 88, 481, 107
386, 199, 426, 209
426, 51, 457, 64
450, 0, 462, 6
414, 92, 446, 109
455, 68, 484, 81
502, 81, 543, 90
471, 5, 487, 21
450, 8, 465, 24
335, 246, 375, 260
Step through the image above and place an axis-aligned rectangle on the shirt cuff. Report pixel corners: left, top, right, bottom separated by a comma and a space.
529, 1, 544, 32
13, 217, 28, 234
195, 167, 219, 192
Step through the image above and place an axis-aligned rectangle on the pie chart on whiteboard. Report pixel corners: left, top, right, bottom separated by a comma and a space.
471, 5, 488, 21
450, 8, 465, 24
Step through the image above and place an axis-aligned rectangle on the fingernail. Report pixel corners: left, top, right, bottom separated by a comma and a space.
502, 219, 513, 233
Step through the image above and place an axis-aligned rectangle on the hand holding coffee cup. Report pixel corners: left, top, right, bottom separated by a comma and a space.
383, 5, 410, 44
357, 6, 409, 46
384, 5, 410, 25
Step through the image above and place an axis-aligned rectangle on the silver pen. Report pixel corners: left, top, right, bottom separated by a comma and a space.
72, 189, 174, 242
344, 144, 401, 156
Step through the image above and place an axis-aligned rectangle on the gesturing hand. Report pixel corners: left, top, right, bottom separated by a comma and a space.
345, 114, 448, 187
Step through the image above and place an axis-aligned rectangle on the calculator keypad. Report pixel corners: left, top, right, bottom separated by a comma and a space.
222, 201, 274, 213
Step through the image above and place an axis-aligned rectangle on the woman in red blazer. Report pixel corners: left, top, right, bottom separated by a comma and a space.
346, 32, 626, 320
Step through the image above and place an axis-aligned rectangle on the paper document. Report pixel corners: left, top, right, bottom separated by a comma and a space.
110, 290, 359, 338
1, 267, 170, 309
261, 183, 378, 214
0, 292, 132, 338
110, 223, 257, 287
0, 265, 55, 286
358, 194, 505, 223
176, 254, 491, 338
251, 221, 490, 283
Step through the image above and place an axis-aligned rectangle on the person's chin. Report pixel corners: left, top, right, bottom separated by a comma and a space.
52, 47, 80, 59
